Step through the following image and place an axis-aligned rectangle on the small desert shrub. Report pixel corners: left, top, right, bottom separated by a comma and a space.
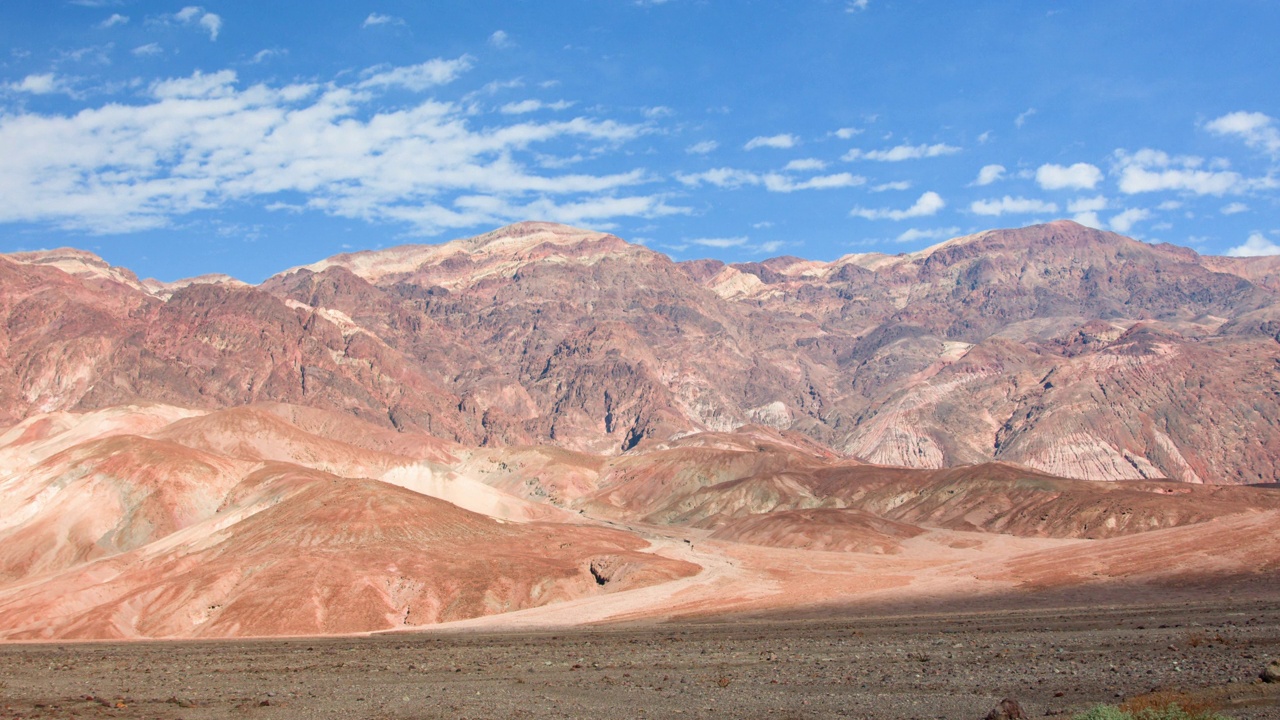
1071, 701, 1232, 720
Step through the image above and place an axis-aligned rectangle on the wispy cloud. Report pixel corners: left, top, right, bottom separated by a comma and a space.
0, 61, 682, 235
677, 167, 863, 192
784, 158, 827, 171
1226, 232, 1280, 257
969, 196, 1058, 216
172, 6, 221, 41
1015, 107, 1037, 128
834, 127, 863, 139
500, 99, 575, 114
851, 191, 945, 220
685, 140, 718, 155
362, 13, 404, 28
1035, 162, 1102, 190
744, 134, 797, 150
359, 57, 475, 91
844, 143, 960, 162
896, 226, 958, 243
871, 180, 911, 192
1221, 202, 1249, 215
132, 42, 162, 56
99, 13, 129, 28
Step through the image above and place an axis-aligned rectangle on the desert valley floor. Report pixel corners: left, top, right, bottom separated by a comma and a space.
2, 598, 1279, 720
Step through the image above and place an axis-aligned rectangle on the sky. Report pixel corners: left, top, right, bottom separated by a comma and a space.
1, 1, 1279, 283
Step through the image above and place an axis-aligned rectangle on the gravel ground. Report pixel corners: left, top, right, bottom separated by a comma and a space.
1, 599, 1277, 720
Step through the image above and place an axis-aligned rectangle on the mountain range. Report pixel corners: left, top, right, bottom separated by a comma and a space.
1, 220, 1278, 639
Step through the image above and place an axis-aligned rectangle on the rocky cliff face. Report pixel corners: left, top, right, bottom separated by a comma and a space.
3, 220, 1278, 483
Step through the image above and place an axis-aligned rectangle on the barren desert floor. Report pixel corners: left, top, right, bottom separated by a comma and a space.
2, 598, 1278, 720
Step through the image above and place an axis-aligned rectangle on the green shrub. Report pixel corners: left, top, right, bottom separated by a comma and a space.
1071, 703, 1232, 720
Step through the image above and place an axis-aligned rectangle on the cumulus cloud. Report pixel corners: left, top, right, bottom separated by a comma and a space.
973, 164, 1005, 186
851, 191, 945, 220
676, 167, 761, 189
1036, 162, 1103, 190
99, 13, 129, 28
1227, 232, 1280, 257
1113, 148, 1272, 196
970, 196, 1058, 216
834, 127, 863, 139
488, 30, 512, 48
0, 62, 683, 235
1222, 202, 1249, 215
1206, 111, 1280, 155
896, 226, 959, 243
843, 143, 960, 162
1109, 208, 1151, 233
685, 140, 718, 155
7, 73, 63, 95
173, 6, 221, 40
1067, 196, 1108, 228
744, 134, 797, 150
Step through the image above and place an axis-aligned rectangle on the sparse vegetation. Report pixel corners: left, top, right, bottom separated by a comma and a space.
1072, 696, 1232, 720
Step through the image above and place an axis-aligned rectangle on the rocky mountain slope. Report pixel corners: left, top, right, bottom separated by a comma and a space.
3, 220, 1277, 483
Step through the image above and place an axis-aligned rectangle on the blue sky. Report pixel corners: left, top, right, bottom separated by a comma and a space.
2, 1, 1279, 282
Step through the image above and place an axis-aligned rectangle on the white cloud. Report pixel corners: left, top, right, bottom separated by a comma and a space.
1222, 202, 1249, 215
851, 191, 945, 220
676, 167, 760, 189
359, 57, 474, 91
363, 13, 402, 27
1206, 111, 1280, 155
970, 196, 1058, 216
744, 134, 797, 150
1015, 108, 1036, 128
1067, 195, 1108, 228
871, 180, 911, 192
499, 99, 574, 114
973, 164, 1005, 186
1036, 162, 1103, 190
896, 226, 959, 243
488, 30, 512, 48
1113, 148, 1268, 196
132, 42, 162, 56
643, 106, 674, 119
1157, 200, 1183, 211
784, 158, 827, 171
7, 73, 61, 95
0, 63, 677, 235
1226, 232, 1280, 257
677, 167, 863, 192
1109, 208, 1150, 233
834, 127, 863, 139
251, 49, 284, 64
844, 142, 960, 162
763, 172, 863, 192
172, 6, 221, 40
690, 236, 748, 248
99, 13, 129, 28
846, 0, 870, 11
685, 140, 718, 155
